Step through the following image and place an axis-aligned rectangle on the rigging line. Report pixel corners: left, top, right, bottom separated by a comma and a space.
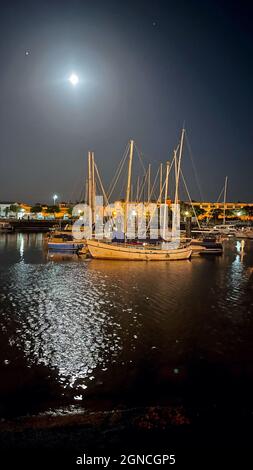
133, 142, 147, 174
107, 142, 130, 198
122, 173, 129, 200
81, 185, 86, 202
107, 142, 130, 197
217, 186, 224, 203
146, 172, 169, 233
180, 169, 201, 229
108, 142, 130, 201
78, 190, 82, 202
135, 177, 140, 202
142, 147, 177, 206
107, 143, 127, 194
95, 163, 109, 206
152, 188, 158, 201
138, 168, 149, 202
149, 167, 159, 203
146, 157, 178, 233
66, 154, 86, 203
152, 150, 176, 205
185, 131, 204, 202
205, 186, 225, 223
137, 173, 146, 203
68, 173, 86, 204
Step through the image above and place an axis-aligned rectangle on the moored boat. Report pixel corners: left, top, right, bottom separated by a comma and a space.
47, 232, 85, 252
190, 237, 223, 255
87, 239, 192, 260
0, 222, 13, 233
235, 228, 253, 239
212, 224, 236, 235
48, 242, 83, 252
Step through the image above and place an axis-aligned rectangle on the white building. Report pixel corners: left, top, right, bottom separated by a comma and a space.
0, 202, 19, 218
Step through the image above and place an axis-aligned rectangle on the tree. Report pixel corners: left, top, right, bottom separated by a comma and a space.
46, 205, 60, 215
193, 206, 205, 217
10, 204, 21, 213
67, 206, 74, 217
225, 209, 236, 218
31, 205, 43, 213
238, 206, 253, 217
9, 204, 21, 218
180, 202, 193, 217
211, 209, 223, 221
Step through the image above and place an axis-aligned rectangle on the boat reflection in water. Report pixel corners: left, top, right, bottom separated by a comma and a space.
47, 252, 89, 263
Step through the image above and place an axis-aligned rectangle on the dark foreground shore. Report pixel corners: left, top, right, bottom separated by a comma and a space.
0, 405, 252, 468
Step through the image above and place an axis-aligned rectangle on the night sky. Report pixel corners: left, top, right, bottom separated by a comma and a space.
0, 0, 252, 204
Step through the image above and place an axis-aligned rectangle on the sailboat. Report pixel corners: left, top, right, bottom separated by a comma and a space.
87, 131, 192, 261
211, 176, 236, 235
87, 239, 191, 261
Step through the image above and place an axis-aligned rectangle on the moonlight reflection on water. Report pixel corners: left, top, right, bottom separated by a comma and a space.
0, 234, 253, 417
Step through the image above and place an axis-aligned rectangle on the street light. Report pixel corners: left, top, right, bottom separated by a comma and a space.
53, 194, 58, 205
18, 208, 25, 220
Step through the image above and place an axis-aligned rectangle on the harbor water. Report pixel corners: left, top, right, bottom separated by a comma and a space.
0, 233, 253, 451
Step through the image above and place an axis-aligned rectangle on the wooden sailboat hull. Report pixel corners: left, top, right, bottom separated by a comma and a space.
87, 240, 192, 261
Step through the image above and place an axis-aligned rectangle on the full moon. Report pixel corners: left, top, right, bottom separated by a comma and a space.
68, 73, 79, 86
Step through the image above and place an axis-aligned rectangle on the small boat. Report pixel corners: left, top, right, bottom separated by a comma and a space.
212, 224, 236, 235
87, 239, 192, 260
47, 242, 83, 252
47, 232, 84, 252
191, 236, 223, 255
235, 228, 253, 239
0, 222, 13, 233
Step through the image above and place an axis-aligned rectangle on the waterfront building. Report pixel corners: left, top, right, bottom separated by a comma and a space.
0, 201, 19, 218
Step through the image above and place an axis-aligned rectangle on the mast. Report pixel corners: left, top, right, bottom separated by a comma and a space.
175, 128, 185, 205
125, 139, 134, 236
164, 162, 170, 204
162, 161, 170, 239
174, 148, 178, 204
91, 152, 96, 225
88, 151, 92, 209
174, 149, 178, 204
223, 176, 228, 225
159, 163, 163, 203
147, 163, 151, 202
